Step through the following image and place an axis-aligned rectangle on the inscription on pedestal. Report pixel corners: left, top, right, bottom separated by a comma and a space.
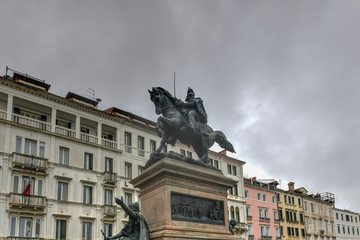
171, 192, 225, 225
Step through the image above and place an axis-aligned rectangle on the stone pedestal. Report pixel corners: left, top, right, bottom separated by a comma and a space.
131, 157, 239, 240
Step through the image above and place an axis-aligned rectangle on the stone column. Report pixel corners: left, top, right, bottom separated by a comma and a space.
116, 127, 121, 150
51, 108, 56, 132
97, 122, 102, 145
6, 94, 13, 121
75, 115, 80, 138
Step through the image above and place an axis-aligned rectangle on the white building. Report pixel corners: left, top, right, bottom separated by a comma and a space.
333, 208, 360, 240
0, 69, 247, 240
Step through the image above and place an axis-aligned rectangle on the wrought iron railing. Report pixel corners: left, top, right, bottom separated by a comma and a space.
12, 114, 51, 132
104, 172, 117, 183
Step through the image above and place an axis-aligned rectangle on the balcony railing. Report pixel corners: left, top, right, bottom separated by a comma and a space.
0, 109, 6, 119
125, 145, 132, 154
9, 193, 46, 208
12, 114, 51, 132
103, 205, 116, 216
55, 125, 76, 138
260, 217, 271, 221
247, 215, 253, 219
80, 132, 98, 144
104, 172, 117, 184
6, 237, 44, 240
12, 153, 48, 171
102, 138, 117, 149
138, 149, 145, 157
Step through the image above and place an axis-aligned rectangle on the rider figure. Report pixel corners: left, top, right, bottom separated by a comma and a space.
183, 87, 207, 132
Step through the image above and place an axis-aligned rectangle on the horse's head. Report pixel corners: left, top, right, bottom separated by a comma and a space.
148, 87, 163, 115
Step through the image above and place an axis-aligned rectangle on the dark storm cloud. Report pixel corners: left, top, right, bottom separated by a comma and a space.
0, 1, 359, 211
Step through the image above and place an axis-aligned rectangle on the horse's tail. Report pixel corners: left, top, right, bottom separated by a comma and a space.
215, 131, 236, 153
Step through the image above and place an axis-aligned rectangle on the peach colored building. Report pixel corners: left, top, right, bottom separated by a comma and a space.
244, 177, 280, 240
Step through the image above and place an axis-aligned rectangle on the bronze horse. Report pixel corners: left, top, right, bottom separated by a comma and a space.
148, 87, 235, 164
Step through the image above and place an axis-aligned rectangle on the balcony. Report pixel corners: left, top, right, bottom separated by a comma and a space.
138, 149, 145, 157
0, 109, 6, 119
80, 132, 98, 144
12, 114, 51, 132
55, 125, 76, 138
9, 193, 46, 209
6, 237, 44, 240
104, 172, 117, 184
260, 217, 271, 222
102, 138, 117, 149
12, 153, 48, 172
102, 205, 116, 216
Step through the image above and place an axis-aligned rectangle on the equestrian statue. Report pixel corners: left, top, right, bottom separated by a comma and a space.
148, 87, 235, 165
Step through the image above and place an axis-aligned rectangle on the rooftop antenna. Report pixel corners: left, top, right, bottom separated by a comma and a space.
173, 72, 176, 98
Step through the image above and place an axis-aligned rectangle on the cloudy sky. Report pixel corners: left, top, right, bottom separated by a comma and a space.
1, 1, 359, 212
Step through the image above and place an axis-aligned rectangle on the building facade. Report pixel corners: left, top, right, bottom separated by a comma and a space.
0, 70, 246, 240
302, 191, 336, 240
244, 177, 280, 240
333, 208, 360, 240
276, 182, 306, 240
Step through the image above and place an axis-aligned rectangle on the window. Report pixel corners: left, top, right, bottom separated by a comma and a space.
162, 144, 167, 153
351, 216, 353, 222
233, 185, 238, 196
22, 176, 35, 195
230, 206, 235, 220
280, 226, 283, 236
341, 214, 344, 221
257, 193, 261, 200
259, 208, 264, 218
277, 193, 280, 202
336, 213, 339, 220
125, 163, 132, 179
81, 127, 89, 134
264, 209, 269, 218
325, 220, 328, 232
274, 210, 279, 220
346, 215, 350, 221
300, 213, 304, 223
213, 160, 219, 169
245, 190, 249, 198
19, 217, 32, 237
125, 192, 132, 205
228, 187, 233, 195
10, 216, 16, 236
59, 147, 69, 165
13, 175, 19, 193
318, 205, 321, 214
39, 142, 45, 158
124, 132, 132, 153
337, 225, 340, 234
313, 218, 317, 230
304, 201, 307, 211
319, 220, 323, 230
56, 219, 67, 240
82, 222, 92, 240
272, 196, 276, 204
311, 203, 314, 213
227, 164, 232, 174
246, 206, 251, 217
288, 196, 291, 204
275, 227, 280, 238
104, 224, 112, 238
279, 209, 283, 220
292, 197, 295, 205
16, 136, 22, 153
323, 206, 327, 216
263, 194, 267, 202
331, 222, 334, 233
84, 153, 93, 170
261, 225, 265, 237
138, 136, 145, 157
83, 186, 92, 204
104, 189, 113, 205
138, 166, 144, 176
301, 229, 305, 237
37, 179, 43, 196
298, 198, 301, 206
284, 195, 287, 203
295, 228, 299, 236
180, 149, 186, 156
329, 208, 332, 217
232, 165, 237, 176
57, 182, 68, 201
105, 157, 113, 172
248, 224, 252, 236
150, 140, 156, 153
235, 207, 240, 223
266, 226, 270, 237
25, 139, 37, 156
186, 151, 192, 158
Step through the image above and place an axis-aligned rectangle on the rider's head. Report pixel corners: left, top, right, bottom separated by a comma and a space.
185, 87, 195, 101
129, 202, 139, 213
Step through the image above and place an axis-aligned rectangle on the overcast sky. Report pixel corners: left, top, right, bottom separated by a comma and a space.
1, 0, 359, 212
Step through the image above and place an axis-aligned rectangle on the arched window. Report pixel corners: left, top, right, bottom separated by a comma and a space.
230, 206, 235, 220
236, 207, 240, 223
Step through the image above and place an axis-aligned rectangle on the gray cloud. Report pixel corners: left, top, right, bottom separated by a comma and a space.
0, 0, 359, 211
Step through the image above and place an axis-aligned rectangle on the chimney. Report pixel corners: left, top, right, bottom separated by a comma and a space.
219, 150, 227, 156
251, 177, 257, 181
288, 182, 295, 191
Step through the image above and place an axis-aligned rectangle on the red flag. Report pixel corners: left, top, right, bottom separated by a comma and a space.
23, 183, 31, 196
